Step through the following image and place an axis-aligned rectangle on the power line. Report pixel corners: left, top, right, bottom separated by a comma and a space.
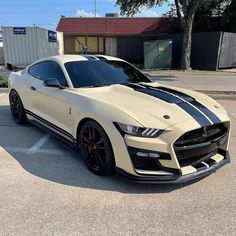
95, 0, 97, 17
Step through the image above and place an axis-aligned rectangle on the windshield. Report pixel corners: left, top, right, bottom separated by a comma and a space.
65, 60, 151, 88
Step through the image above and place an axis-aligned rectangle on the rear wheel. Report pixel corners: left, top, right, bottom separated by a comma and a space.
79, 121, 115, 175
9, 90, 27, 124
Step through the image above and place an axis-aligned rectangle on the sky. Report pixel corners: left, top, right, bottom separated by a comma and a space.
0, 0, 170, 30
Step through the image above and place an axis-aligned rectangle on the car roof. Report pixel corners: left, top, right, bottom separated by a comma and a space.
36, 54, 125, 64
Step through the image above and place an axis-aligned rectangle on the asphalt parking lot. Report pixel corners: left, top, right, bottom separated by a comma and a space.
0, 91, 236, 235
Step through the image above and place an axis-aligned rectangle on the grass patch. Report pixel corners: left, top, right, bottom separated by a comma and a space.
0, 76, 8, 87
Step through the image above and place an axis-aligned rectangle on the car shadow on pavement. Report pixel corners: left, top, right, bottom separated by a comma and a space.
1, 104, 202, 194
9, 148, 203, 194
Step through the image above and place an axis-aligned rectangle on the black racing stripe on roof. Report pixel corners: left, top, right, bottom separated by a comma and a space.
82, 55, 98, 60
95, 55, 108, 60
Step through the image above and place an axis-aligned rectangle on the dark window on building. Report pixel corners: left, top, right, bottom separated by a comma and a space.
28, 61, 68, 87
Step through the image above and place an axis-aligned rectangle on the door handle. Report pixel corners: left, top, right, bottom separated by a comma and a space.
30, 86, 36, 91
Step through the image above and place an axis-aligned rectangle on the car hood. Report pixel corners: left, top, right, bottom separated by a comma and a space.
74, 82, 227, 129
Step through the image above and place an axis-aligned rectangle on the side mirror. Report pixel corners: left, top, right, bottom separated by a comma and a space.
43, 78, 64, 89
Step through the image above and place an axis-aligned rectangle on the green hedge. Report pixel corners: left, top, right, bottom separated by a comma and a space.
0, 76, 8, 88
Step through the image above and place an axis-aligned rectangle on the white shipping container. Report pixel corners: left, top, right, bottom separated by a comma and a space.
2, 26, 64, 66
0, 42, 4, 65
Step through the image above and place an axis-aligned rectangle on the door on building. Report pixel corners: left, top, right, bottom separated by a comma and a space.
64, 36, 75, 54
144, 39, 172, 69
105, 37, 117, 57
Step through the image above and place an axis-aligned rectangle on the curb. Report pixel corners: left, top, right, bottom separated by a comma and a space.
196, 90, 236, 100
195, 90, 236, 95
142, 68, 236, 75
0, 88, 9, 93
143, 71, 236, 77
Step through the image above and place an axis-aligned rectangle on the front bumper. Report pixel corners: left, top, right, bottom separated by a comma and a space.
116, 150, 230, 184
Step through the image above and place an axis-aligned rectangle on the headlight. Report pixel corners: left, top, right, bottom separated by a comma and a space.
115, 122, 162, 138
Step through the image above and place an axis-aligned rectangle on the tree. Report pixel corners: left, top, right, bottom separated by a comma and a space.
193, 0, 232, 32
222, 0, 236, 32
116, 0, 206, 70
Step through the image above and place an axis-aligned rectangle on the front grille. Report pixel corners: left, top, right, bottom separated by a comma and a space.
174, 123, 228, 167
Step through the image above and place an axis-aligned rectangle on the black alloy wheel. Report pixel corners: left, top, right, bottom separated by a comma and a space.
79, 121, 115, 175
9, 90, 27, 124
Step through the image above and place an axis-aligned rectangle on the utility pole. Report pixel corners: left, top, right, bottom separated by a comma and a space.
94, 0, 97, 17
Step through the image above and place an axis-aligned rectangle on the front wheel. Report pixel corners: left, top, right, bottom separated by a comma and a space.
9, 90, 27, 124
79, 120, 115, 175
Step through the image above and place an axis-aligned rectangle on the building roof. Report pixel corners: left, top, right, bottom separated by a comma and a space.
56, 17, 178, 36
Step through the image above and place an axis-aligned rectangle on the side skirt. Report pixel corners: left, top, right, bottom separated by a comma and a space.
25, 109, 78, 150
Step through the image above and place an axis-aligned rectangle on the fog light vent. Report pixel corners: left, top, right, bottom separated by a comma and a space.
136, 152, 160, 158
127, 146, 172, 171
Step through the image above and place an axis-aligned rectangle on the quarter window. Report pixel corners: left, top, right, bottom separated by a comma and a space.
28, 61, 68, 87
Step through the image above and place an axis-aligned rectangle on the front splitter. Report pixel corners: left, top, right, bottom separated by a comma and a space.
116, 151, 230, 184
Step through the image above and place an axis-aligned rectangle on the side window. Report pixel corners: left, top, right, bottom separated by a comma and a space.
28, 61, 68, 87
28, 63, 43, 80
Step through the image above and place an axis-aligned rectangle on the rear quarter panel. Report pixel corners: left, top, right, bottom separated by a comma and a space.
8, 70, 30, 109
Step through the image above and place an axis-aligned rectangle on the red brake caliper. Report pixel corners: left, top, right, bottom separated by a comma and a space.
87, 145, 94, 154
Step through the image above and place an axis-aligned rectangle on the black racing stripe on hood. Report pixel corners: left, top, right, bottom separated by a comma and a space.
125, 83, 182, 104
189, 100, 221, 124
158, 86, 195, 102
124, 83, 146, 90
123, 83, 212, 126
177, 103, 212, 126
158, 86, 221, 124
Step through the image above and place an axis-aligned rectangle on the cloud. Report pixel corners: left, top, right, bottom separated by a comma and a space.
75, 9, 100, 17
134, 8, 159, 17
75, 6, 158, 18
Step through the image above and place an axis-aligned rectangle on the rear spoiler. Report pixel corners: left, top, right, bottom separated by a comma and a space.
6, 63, 25, 72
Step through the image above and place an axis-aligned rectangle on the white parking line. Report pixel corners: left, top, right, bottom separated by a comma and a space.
26, 134, 51, 154
0, 146, 73, 156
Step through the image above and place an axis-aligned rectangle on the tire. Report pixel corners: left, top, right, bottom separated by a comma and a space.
9, 90, 27, 124
79, 120, 115, 175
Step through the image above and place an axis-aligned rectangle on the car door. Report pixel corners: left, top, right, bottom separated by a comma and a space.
26, 60, 73, 135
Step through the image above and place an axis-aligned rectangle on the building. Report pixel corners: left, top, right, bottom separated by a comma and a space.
56, 16, 236, 70
56, 16, 179, 67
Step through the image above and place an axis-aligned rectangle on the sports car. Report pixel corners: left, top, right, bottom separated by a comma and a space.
8, 55, 230, 183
